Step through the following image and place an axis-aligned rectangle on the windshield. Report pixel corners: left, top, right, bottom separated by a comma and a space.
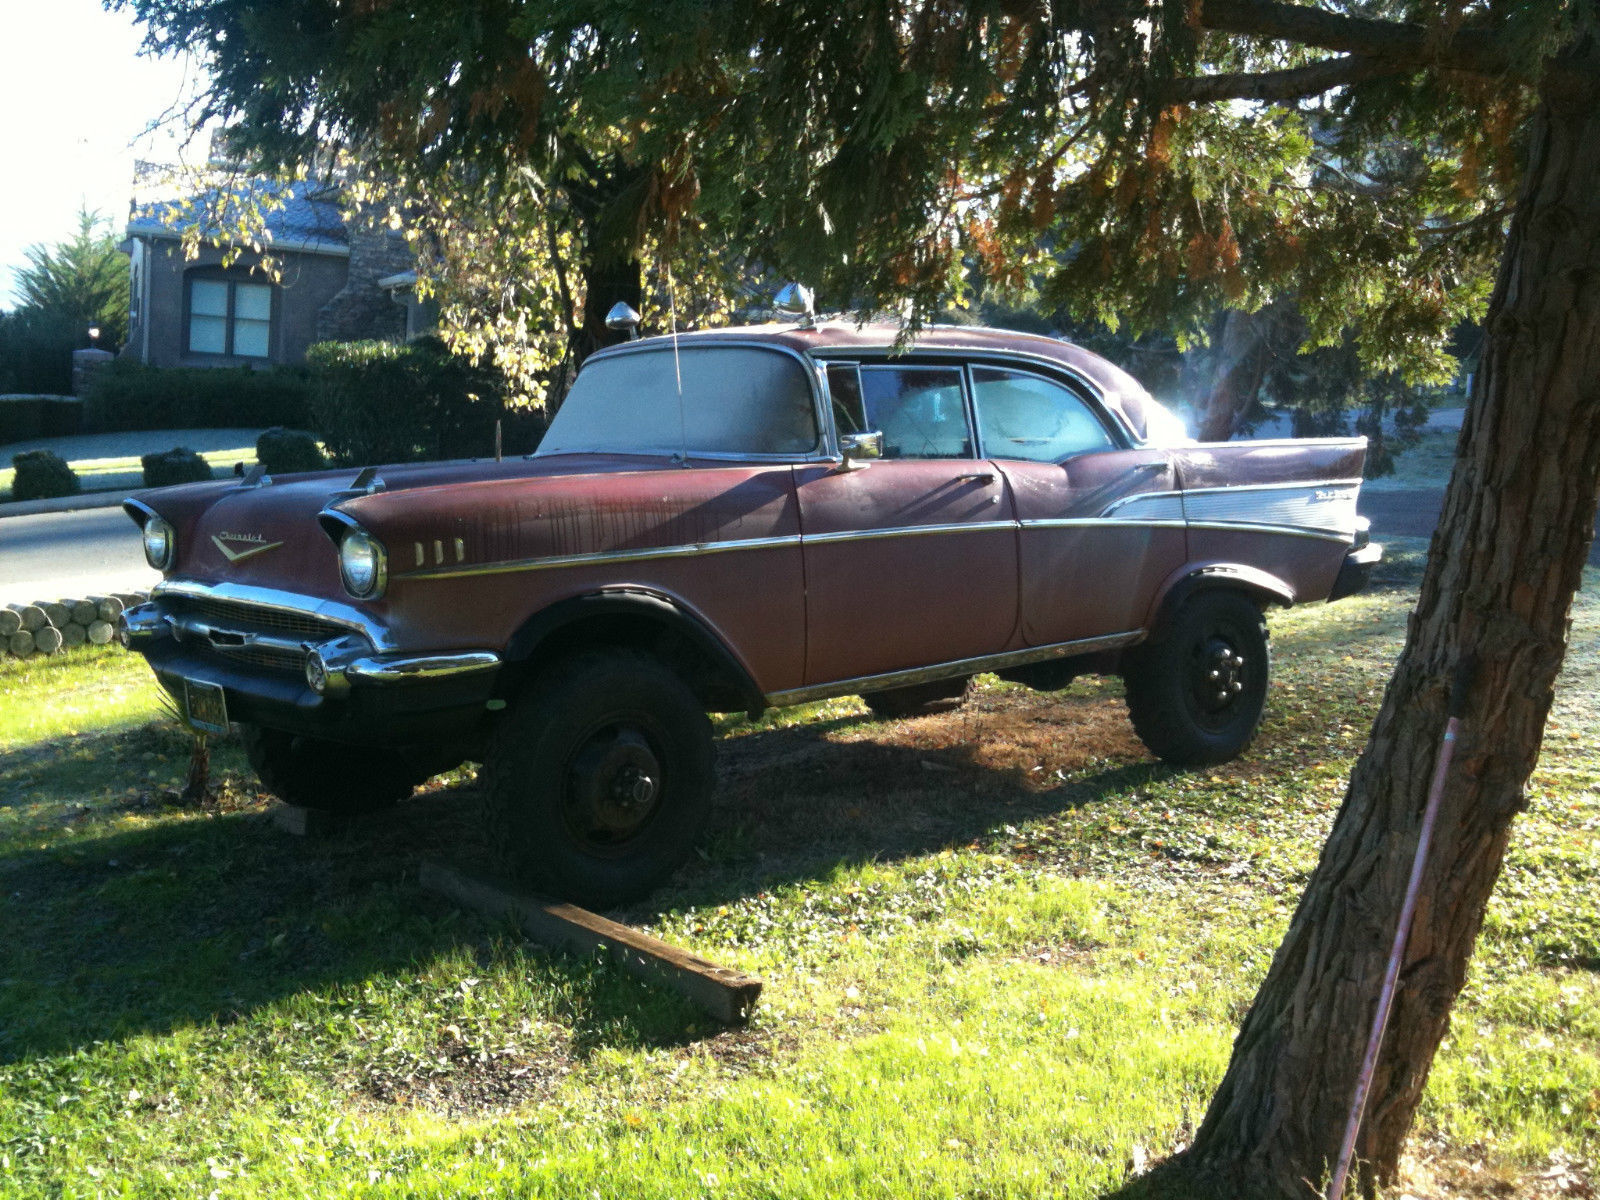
537, 345, 820, 457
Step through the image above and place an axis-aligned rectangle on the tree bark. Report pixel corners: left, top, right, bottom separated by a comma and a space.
1173, 62, 1600, 1199
1194, 302, 1289, 442
575, 254, 643, 365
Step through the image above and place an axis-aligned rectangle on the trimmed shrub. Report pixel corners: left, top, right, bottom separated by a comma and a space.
255, 427, 327, 475
10, 449, 81, 501
85, 362, 313, 433
308, 337, 521, 467
141, 447, 213, 488
0, 395, 83, 445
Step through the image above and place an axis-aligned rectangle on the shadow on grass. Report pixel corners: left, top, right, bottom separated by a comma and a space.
0, 691, 1167, 1067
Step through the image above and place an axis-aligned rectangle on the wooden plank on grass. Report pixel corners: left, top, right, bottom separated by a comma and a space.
420, 860, 763, 1025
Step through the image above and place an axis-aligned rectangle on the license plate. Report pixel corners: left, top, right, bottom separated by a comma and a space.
182, 678, 229, 735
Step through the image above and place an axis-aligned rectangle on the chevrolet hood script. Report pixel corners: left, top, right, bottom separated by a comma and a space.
212, 531, 284, 563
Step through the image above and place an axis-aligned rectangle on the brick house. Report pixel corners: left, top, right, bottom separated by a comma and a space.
120, 179, 437, 368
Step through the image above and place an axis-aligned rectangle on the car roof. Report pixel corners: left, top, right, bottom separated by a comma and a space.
587, 320, 1164, 442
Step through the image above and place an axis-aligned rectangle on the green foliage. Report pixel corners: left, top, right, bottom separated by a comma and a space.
0, 396, 83, 446
9, 449, 80, 501
307, 337, 536, 466
139, 447, 214, 488
253, 427, 326, 475
85, 361, 312, 433
10, 208, 129, 349
0, 308, 81, 396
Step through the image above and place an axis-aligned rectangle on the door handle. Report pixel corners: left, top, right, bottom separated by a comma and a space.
956, 472, 996, 485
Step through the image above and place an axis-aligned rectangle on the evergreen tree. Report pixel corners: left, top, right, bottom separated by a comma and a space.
12, 207, 129, 348
114, 1, 1600, 1193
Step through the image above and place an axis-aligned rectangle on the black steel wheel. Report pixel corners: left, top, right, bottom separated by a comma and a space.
240, 724, 425, 812
1122, 591, 1270, 766
482, 650, 714, 907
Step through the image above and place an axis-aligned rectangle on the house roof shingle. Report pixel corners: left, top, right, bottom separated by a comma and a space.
126, 179, 349, 257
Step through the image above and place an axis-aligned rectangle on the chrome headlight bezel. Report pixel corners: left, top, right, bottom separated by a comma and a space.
141, 516, 176, 571
338, 529, 387, 599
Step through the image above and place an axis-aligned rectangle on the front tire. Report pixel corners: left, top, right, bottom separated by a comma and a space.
1122, 591, 1270, 766
482, 650, 715, 908
241, 724, 423, 812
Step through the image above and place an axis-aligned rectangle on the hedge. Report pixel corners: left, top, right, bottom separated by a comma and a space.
307, 337, 543, 467
141, 447, 214, 488
0, 395, 83, 445
85, 362, 313, 432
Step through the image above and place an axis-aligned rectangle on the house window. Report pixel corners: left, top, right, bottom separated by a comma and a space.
187, 276, 273, 359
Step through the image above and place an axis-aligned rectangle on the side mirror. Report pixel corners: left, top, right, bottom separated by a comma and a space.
839, 430, 884, 468
605, 302, 642, 340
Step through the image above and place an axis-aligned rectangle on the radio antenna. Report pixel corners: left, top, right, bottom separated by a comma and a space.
668, 263, 687, 466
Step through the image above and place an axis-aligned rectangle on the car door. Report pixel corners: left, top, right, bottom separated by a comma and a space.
794, 361, 1020, 686
971, 365, 1185, 645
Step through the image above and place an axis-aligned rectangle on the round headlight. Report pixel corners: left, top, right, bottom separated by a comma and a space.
142, 517, 175, 570
339, 529, 387, 598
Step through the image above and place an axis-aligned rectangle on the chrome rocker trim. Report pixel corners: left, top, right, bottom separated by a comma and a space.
764, 630, 1141, 708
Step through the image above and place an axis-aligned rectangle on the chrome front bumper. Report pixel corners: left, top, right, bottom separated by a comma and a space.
119, 597, 500, 696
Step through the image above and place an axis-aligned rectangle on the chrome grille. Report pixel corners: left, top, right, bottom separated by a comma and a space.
183, 597, 346, 641
222, 644, 307, 673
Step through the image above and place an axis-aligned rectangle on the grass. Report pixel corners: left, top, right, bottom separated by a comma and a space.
1, 544, 1596, 1198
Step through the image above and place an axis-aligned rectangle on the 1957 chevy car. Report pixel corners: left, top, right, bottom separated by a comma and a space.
120, 302, 1380, 904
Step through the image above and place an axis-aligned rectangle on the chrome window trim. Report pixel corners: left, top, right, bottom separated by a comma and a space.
853, 360, 977, 462
965, 362, 1123, 463
536, 339, 835, 463
810, 345, 1137, 447
151, 579, 392, 650
765, 630, 1142, 708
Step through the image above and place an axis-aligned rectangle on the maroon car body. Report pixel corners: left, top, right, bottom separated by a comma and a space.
121, 319, 1379, 904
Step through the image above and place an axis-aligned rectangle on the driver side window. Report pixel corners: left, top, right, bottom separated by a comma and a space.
857, 365, 973, 459
971, 367, 1116, 462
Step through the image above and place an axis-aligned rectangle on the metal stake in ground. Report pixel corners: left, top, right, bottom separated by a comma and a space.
1327, 654, 1478, 1200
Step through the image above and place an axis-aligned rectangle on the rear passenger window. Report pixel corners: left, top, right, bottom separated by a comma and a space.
858, 365, 973, 459
972, 367, 1116, 462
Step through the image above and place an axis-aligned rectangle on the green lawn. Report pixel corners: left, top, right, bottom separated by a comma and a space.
1, 546, 1596, 1198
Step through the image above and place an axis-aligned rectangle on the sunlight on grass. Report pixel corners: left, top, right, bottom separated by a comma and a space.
0, 570, 1596, 1197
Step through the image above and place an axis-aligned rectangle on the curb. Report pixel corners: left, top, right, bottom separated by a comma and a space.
0, 490, 133, 520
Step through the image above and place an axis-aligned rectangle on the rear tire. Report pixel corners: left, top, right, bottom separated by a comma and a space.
861, 677, 970, 719
241, 724, 423, 812
1122, 591, 1270, 766
481, 650, 715, 908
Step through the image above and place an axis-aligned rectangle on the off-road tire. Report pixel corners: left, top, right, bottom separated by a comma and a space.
861, 676, 971, 719
481, 649, 715, 908
1122, 591, 1270, 766
240, 724, 422, 812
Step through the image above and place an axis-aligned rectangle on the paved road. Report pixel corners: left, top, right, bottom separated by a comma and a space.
0, 506, 159, 605
1361, 487, 1600, 567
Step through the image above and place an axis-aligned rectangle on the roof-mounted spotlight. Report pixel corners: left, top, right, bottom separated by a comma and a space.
605, 302, 642, 340
774, 282, 816, 329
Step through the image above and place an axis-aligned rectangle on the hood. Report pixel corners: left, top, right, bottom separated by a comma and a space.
128, 453, 685, 599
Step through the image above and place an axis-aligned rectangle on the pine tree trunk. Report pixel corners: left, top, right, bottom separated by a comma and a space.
1195, 304, 1281, 442
1173, 68, 1600, 1199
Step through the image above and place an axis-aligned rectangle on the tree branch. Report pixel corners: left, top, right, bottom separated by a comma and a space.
1166, 54, 1399, 103
1195, 0, 1513, 77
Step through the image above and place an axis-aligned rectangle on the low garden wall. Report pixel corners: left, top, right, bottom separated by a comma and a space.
2, 591, 147, 661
